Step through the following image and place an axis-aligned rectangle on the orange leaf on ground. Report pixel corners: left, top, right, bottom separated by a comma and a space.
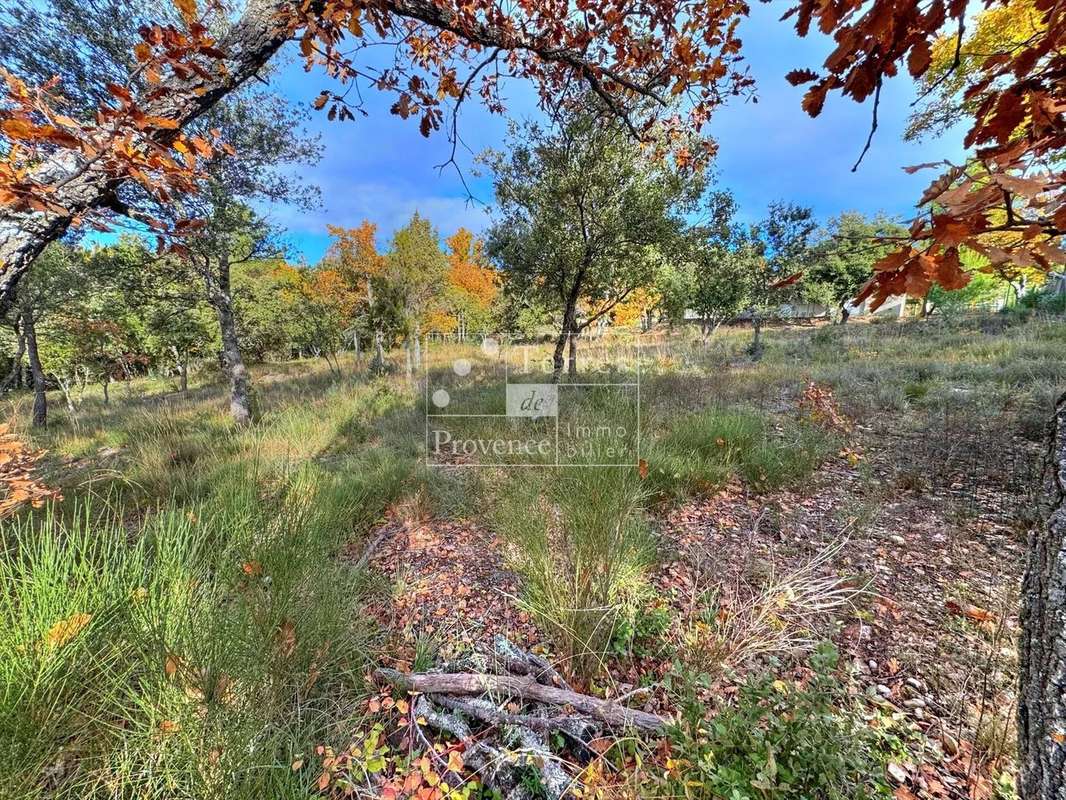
44, 612, 92, 647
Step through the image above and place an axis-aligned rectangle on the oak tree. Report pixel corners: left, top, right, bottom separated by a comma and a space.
0, 0, 751, 303
486, 108, 700, 379
784, 0, 1064, 307
805, 213, 909, 322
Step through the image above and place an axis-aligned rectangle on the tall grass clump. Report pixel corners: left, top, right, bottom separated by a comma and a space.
645, 406, 835, 499
0, 458, 402, 800
674, 542, 863, 675
493, 467, 653, 680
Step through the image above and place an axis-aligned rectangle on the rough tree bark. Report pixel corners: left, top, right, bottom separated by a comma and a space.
0, 0, 295, 304
22, 310, 46, 428
206, 257, 253, 425
567, 329, 578, 377
375, 668, 668, 731
0, 0, 658, 308
552, 268, 585, 382
1018, 389, 1066, 800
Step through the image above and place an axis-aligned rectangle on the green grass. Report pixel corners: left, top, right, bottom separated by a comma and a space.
0, 358, 417, 799
0, 311, 1061, 796
491, 466, 654, 680
0, 470, 389, 799
644, 406, 837, 499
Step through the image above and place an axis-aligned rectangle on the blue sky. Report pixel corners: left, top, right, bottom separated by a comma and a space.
261, 2, 968, 264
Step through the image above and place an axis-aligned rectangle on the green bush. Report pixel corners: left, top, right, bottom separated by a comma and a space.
660, 643, 892, 800
493, 467, 653, 679
609, 596, 672, 659
1019, 287, 1066, 314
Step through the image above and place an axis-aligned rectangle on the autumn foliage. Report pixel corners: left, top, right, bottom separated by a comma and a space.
0, 423, 60, 517
285, 0, 752, 150
0, 8, 231, 230
0, 0, 1062, 310
783, 0, 1065, 306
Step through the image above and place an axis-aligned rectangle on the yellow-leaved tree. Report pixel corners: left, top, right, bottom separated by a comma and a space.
428, 228, 499, 341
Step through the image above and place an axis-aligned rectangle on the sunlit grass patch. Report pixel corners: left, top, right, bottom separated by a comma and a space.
492, 466, 653, 680
644, 406, 836, 498
0, 466, 391, 799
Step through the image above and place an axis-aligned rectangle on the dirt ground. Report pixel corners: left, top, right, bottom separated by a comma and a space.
352, 400, 1034, 799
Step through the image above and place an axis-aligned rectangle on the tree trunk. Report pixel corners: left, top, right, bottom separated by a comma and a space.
404, 338, 413, 383
567, 329, 578, 378
750, 314, 764, 359
209, 259, 253, 425
371, 330, 386, 375
171, 344, 188, 392
22, 310, 46, 428
840, 305, 851, 324
102, 376, 110, 404
551, 324, 569, 382
552, 266, 586, 383
1018, 389, 1066, 800
413, 323, 422, 369
0, 0, 295, 306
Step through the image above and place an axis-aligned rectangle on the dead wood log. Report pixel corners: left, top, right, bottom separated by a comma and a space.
492, 635, 574, 692
376, 668, 668, 732
414, 696, 548, 800
431, 694, 597, 737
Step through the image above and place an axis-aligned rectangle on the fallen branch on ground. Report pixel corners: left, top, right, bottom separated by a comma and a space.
431, 693, 597, 736
375, 668, 669, 731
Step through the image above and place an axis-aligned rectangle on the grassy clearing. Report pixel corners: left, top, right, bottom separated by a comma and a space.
0, 312, 1060, 797
1, 359, 419, 799
0, 474, 386, 799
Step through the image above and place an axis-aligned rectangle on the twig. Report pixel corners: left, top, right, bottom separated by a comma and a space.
351, 521, 405, 570
851, 77, 882, 172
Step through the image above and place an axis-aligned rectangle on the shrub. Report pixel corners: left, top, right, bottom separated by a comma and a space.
493, 467, 653, 679
1019, 287, 1066, 314
660, 643, 892, 800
